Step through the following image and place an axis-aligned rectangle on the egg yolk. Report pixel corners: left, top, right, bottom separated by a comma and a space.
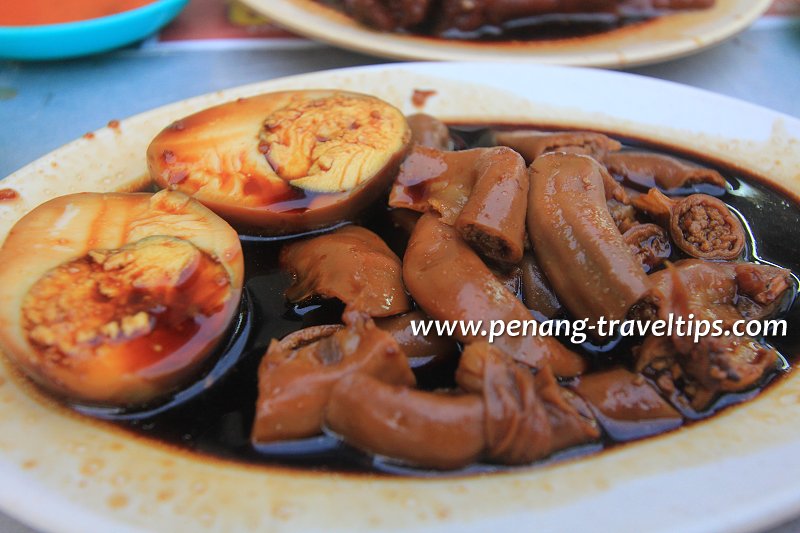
260, 93, 409, 193
22, 235, 232, 376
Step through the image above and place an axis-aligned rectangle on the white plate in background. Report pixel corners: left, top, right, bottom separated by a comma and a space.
243, 0, 772, 67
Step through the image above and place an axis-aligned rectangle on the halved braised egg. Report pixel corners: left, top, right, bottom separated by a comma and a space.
147, 90, 411, 234
0, 190, 244, 406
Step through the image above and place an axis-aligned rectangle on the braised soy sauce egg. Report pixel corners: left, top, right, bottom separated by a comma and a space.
0, 190, 244, 406
147, 90, 411, 234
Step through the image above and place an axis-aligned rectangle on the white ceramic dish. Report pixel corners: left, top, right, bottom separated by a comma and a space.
0, 63, 799, 533
243, 0, 772, 67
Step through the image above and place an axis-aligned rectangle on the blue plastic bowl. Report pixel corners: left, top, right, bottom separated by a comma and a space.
0, 0, 189, 61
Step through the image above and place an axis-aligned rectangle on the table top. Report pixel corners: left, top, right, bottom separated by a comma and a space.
0, 8, 799, 533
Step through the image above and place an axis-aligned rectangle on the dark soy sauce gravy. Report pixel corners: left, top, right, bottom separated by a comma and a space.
75, 124, 799, 477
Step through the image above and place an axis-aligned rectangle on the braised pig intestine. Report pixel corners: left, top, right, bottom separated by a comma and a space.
623, 223, 671, 273
632, 188, 745, 260
607, 198, 640, 233
324, 342, 599, 469
492, 130, 622, 163
605, 151, 727, 192
527, 152, 651, 325
389, 144, 479, 221
390, 145, 528, 263
325, 373, 485, 469
649, 260, 791, 323
671, 194, 745, 260
374, 310, 459, 370
280, 225, 411, 317
403, 213, 587, 377
634, 260, 790, 409
251, 310, 415, 443
520, 252, 563, 319
406, 113, 452, 150
454, 147, 528, 263
570, 368, 683, 441
456, 343, 599, 463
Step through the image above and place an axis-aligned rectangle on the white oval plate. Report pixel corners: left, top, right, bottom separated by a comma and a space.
242, 0, 771, 67
1, 63, 799, 533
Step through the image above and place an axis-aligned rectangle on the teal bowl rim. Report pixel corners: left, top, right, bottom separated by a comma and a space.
0, 0, 189, 33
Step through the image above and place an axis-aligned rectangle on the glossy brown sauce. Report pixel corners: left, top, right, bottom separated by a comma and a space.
70, 124, 798, 477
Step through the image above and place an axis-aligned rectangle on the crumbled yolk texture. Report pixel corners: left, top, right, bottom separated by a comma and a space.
22, 236, 231, 375
260, 94, 409, 193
